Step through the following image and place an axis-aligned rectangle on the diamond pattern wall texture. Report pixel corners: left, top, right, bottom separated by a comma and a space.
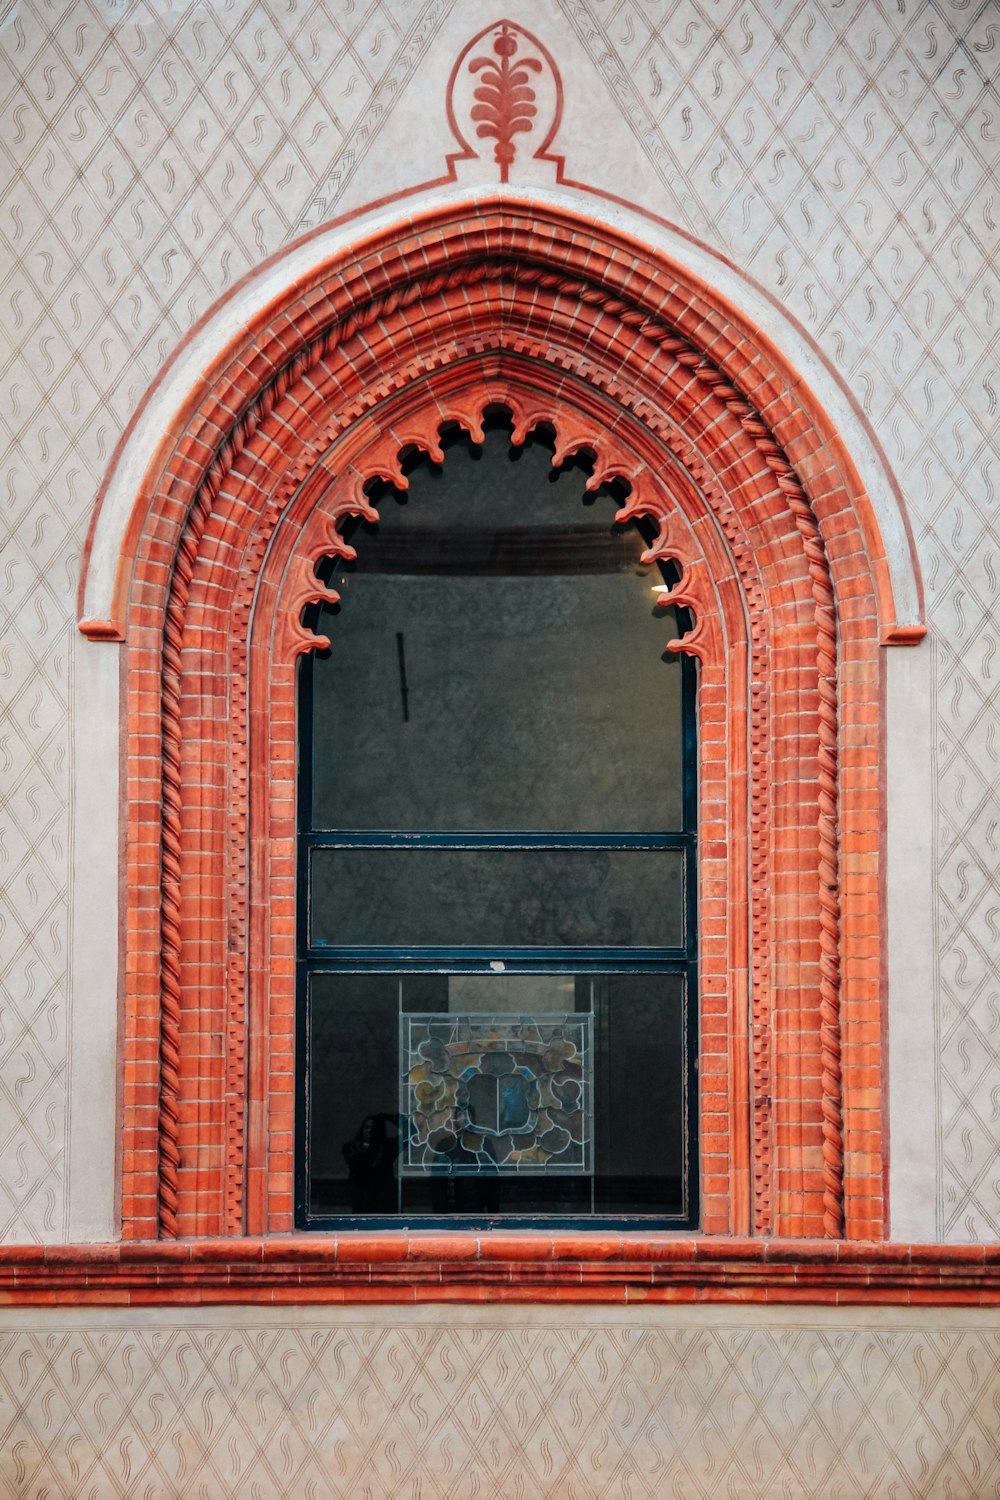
0, 0, 452, 1242
558, 0, 998, 1241
2, 1310, 1000, 1499
0, 0, 996, 1239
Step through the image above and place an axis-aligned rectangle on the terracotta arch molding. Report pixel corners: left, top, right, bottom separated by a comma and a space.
89, 202, 901, 1243
79, 196, 924, 644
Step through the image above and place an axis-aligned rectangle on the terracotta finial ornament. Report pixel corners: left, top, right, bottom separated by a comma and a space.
447, 20, 562, 181
468, 22, 541, 181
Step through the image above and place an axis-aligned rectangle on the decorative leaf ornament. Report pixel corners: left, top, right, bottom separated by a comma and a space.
468, 22, 542, 181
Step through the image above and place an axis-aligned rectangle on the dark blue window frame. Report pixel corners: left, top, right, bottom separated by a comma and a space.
294, 516, 699, 1232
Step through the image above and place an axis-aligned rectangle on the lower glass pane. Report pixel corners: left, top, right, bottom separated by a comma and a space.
305, 971, 690, 1221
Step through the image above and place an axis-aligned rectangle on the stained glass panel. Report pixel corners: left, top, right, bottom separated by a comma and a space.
400, 1013, 593, 1175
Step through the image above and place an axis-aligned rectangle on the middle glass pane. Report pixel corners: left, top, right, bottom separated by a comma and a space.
309, 845, 685, 949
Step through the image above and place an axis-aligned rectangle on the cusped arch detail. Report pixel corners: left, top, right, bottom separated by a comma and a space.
94, 201, 896, 1243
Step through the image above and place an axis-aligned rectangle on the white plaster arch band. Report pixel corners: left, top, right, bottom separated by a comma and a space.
77, 185, 924, 643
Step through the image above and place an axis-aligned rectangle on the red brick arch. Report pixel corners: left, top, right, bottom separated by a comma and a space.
111, 201, 895, 1242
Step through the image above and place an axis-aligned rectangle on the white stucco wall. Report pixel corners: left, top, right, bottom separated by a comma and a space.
0, 0, 996, 1243
2, 1303, 999, 1498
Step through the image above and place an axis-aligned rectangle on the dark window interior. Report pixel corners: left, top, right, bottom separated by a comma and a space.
297, 417, 698, 1227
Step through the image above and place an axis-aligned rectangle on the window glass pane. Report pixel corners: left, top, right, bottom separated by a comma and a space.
309, 429, 685, 832
299, 421, 697, 1229
309, 846, 684, 949
307, 972, 688, 1220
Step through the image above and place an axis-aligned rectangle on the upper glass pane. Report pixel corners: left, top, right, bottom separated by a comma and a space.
309, 424, 685, 832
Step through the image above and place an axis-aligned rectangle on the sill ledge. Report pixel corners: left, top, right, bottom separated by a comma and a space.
0, 1236, 998, 1307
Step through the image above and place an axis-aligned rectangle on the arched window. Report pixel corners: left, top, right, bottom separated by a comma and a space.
92, 202, 909, 1243
297, 417, 698, 1227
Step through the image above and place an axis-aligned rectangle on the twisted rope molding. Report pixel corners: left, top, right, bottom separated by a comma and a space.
608, 413, 773, 1234
156, 254, 842, 1239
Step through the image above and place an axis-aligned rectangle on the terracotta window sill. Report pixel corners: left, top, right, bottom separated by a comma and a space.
1, 1236, 997, 1306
